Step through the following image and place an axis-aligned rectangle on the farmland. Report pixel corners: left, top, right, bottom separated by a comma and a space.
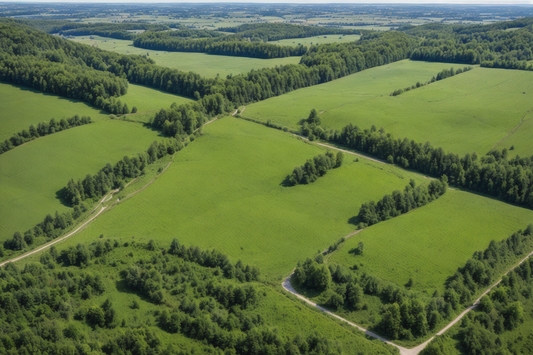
243, 61, 533, 156
268, 34, 360, 46
55, 116, 425, 280
0, 81, 109, 141
120, 83, 193, 113
70, 36, 302, 78
0, 119, 162, 244
330, 189, 533, 295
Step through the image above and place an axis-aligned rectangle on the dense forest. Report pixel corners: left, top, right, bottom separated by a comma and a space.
403, 17, 533, 70
325, 125, 533, 209
293, 225, 533, 342
358, 178, 448, 227
0, 239, 356, 355
133, 23, 360, 59
0, 115, 91, 155
217, 23, 360, 41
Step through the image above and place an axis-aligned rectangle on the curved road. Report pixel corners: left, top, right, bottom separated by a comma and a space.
282, 248, 533, 355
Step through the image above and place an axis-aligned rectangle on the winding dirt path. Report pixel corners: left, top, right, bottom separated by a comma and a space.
491, 105, 533, 150
282, 248, 533, 355
0, 206, 108, 268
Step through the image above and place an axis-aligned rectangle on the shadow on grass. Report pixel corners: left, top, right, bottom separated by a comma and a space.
55, 187, 72, 207
279, 175, 293, 187
348, 215, 360, 227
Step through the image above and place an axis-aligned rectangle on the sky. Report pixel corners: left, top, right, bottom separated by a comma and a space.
2, 0, 533, 4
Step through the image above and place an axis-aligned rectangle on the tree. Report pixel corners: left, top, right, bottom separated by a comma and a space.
335, 151, 344, 168
327, 292, 344, 309
131, 106, 138, 113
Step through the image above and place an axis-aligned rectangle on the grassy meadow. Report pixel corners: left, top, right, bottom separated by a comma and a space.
0, 119, 163, 243
330, 189, 533, 295
51, 116, 426, 280
0, 81, 109, 141
268, 34, 360, 47
70, 36, 302, 78
243, 61, 533, 156
120, 83, 193, 113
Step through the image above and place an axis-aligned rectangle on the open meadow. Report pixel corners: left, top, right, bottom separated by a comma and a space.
70, 36, 302, 78
120, 83, 193, 113
0, 81, 109, 141
330, 189, 533, 295
268, 34, 361, 46
243, 61, 533, 156
0, 119, 163, 243
52, 116, 426, 280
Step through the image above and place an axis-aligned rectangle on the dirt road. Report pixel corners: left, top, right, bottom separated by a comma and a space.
282, 248, 533, 355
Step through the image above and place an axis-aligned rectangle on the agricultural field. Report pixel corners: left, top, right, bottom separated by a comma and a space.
54, 116, 426, 280
330, 189, 533, 295
243, 61, 533, 156
120, 83, 193, 113
70, 36, 302, 78
0, 81, 109, 141
0, 118, 163, 244
268, 34, 360, 46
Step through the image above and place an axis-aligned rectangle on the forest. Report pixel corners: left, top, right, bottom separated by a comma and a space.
327, 125, 533, 209
294, 225, 533, 342
404, 17, 533, 70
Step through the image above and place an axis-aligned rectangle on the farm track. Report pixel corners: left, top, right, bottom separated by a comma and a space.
0, 159, 175, 267
491, 105, 533, 150
282, 248, 533, 355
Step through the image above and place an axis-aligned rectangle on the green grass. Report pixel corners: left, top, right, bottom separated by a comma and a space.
492, 108, 533, 158
330, 189, 533, 295
0, 119, 162, 243
0, 81, 109, 142
243, 61, 533, 156
70, 36, 302, 78
268, 34, 360, 47
55, 116, 425, 280
120, 83, 193, 113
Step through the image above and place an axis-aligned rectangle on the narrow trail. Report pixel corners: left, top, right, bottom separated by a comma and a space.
0, 206, 108, 268
491, 105, 533, 150
323, 229, 363, 254
123, 161, 172, 201
0, 160, 176, 268
282, 248, 533, 355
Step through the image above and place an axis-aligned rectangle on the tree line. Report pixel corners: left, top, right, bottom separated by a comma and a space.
134, 31, 307, 59
403, 17, 533, 70
327, 125, 533, 209
0, 115, 91, 155
292, 225, 532, 342
358, 178, 448, 228
217, 22, 360, 42
422, 249, 533, 355
390, 66, 473, 96
288, 151, 344, 186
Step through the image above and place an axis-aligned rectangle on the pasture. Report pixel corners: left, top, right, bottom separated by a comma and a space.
330, 189, 533, 295
268, 34, 360, 47
120, 83, 193, 113
70, 36, 302, 78
55, 116, 425, 280
0, 119, 162, 243
0, 81, 109, 142
243, 61, 533, 156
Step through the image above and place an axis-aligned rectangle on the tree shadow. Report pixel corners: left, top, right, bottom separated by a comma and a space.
348, 215, 360, 227
349, 248, 362, 256
55, 187, 71, 207
279, 175, 293, 187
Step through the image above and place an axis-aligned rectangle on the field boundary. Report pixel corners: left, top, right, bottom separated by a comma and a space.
282, 248, 533, 355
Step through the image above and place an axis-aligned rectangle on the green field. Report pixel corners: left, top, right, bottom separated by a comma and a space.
55, 116, 425, 280
243, 61, 533, 156
268, 34, 360, 47
0, 119, 162, 243
0, 81, 109, 142
120, 83, 193, 113
330, 189, 533, 295
70, 36, 302, 78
